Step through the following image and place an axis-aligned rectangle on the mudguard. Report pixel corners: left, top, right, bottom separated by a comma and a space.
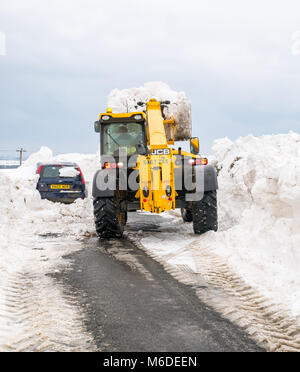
203, 165, 218, 192
184, 165, 218, 202
92, 170, 115, 198
175, 164, 218, 193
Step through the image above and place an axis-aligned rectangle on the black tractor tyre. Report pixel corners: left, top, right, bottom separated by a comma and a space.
181, 208, 193, 222
192, 191, 218, 235
93, 197, 126, 239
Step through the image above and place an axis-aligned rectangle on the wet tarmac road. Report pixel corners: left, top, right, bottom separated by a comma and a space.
54, 214, 263, 352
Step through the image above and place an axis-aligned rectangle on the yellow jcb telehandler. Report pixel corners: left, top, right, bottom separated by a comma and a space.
93, 99, 218, 238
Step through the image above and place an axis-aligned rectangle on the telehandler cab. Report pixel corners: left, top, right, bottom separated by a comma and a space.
93, 99, 218, 238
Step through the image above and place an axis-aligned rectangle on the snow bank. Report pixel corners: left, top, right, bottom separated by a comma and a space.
107, 82, 192, 141
211, 132, 300, 232
206, 132, 300, 315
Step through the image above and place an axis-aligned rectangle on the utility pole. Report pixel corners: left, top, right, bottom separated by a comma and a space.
16, 148, 27, 166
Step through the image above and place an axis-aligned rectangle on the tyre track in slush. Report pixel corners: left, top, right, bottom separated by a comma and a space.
0, 238, 96, 352
127, 214, 300, 352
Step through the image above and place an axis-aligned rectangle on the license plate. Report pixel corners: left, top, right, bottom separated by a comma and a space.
51, 184, 70, 190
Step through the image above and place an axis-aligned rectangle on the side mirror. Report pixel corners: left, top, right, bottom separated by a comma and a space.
190, 137, 200, 155
136, 142, 149, 156
94, 121, 100, 133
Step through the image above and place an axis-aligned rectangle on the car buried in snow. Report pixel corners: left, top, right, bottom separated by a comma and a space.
36, 162, 87, 204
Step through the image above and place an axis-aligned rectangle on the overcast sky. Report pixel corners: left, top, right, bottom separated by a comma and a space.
0, 0, 300, 156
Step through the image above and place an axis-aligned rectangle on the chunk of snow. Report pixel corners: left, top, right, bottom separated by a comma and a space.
59, 167, 80, 178
107, 82, 192, 140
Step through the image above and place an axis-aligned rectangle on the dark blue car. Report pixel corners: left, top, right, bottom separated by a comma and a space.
36, 162, 87, 203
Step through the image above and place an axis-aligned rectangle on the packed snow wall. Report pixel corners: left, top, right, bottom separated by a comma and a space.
107, 82, 192, 141
211, 132, 300, 233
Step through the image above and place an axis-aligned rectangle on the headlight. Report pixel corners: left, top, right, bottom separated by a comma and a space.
134, 115, 143, 120
102, 115, 111, 121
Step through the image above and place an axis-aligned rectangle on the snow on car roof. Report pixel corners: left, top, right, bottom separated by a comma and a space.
37, 162, 78, 167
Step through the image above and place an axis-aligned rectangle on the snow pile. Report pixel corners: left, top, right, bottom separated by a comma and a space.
207, 132, 300, 314
107, 82, 192, 141
212, 133, 300, 314
211, 133, 300, 234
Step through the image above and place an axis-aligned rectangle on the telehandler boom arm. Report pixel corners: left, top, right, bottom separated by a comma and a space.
137, 99, 177, 214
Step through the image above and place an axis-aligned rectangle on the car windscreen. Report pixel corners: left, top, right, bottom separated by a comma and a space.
40, 166, 80, 179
